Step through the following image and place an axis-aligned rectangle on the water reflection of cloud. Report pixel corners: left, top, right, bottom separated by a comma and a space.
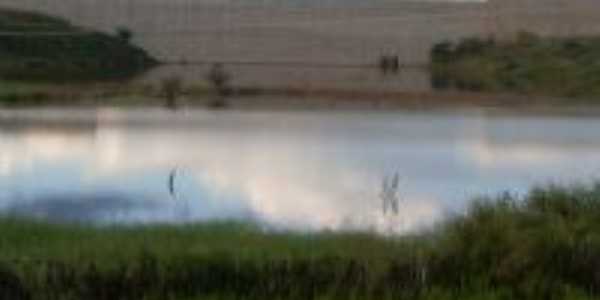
467, 142, 570, 168
3, 110, 600, 233
0, 119, 445, 233
5, 193, 163, 223
0, 131, 93, 176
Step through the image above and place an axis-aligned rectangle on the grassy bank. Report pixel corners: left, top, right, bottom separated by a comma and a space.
0, 8, 157, 82
431, 32, 600, 100
2, 183, 600, 299
0, 81, 545, 110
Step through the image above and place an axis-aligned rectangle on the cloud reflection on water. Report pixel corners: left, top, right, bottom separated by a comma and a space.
1, 109, 600, 233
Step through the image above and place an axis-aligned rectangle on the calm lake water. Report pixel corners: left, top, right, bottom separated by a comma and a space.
1, 108, 600, 233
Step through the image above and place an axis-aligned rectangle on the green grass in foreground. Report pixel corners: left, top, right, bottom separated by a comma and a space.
3, 183, 600, 299
431, 32, 600, 100
0, 8, 157, 83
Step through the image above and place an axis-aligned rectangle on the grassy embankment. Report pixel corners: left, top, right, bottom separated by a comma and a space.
2, 183, 600, 299
0, 8, 157, 105
431, 32, 600, 100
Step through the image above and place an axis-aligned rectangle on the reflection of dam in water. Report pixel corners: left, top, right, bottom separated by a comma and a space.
2, 0, 600, 89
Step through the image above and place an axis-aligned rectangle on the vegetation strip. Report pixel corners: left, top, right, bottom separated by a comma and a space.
431, 32, 600, 100
2, 183, 600, 299
0, 8, 157, 82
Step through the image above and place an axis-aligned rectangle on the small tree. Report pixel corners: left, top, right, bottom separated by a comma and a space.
515, 31, 541, 47
378, 55, 400, 74
160, 76, 183, 110
455, 37, 489, 57
116, 26, 133, 44
206, 63, 231, 108
431, 41, 454, 64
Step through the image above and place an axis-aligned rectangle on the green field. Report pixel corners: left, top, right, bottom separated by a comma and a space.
431, 32, 600, 100
0, 8, 157, 82
2, 183, 600, 299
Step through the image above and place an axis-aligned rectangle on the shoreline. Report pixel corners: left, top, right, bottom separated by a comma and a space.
1, 84, 599, 115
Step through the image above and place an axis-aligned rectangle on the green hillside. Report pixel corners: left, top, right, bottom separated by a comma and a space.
431, 32, 600, 100
0, 8, 157, 82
